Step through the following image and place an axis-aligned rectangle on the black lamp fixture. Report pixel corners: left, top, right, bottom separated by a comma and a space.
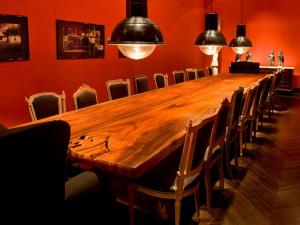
195, 0, 227, 56
229, 0, 252, 54
108, 0, 164, 60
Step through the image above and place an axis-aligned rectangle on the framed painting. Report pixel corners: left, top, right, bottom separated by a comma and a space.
0, 15, 29, 61
56, 20, 104, 59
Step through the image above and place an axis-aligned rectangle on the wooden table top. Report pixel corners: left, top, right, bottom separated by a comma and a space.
24, 73, 265, 179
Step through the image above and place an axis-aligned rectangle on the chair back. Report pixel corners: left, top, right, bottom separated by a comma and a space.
241, 85, 258, 121
154, 73, 168, 89
260, 75, 274, 108
25, 91, 66, 121
0, 120, 70, 220
197, 69, 206, 78
172, 70, 186, 84
106, 79, 131, 100
251, 77, 267, 116
175, 113, 216, 192
211, 98, 231, 150
133, 75, 149, 94
73, 84, 98, 109
186, 68, 198, 80
228, 87, 244, 136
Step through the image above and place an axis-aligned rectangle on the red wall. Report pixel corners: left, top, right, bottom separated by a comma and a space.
0, 0, 207, 127
212, 0, 300, 86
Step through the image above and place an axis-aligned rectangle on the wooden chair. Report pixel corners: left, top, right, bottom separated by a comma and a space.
128, 112, 218, 225
203, 98, 231, 208
154, 73, 168, 89
73, 84, 98, 110
172, 70, 186, 84
258, 75, 274, 129
133, 75, 149, 94
186, 68, 198, 80
268, 69, 284, 118
196, 69, 206, 78
249, 76, 267, 142
25, 91, 66, 121
106, 79, 131, 100
225, 87, 244, 178
238, 85, 258, 156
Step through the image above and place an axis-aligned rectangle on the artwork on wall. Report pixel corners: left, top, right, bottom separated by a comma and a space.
0, 15, 29, 61
56, 20, 104, 59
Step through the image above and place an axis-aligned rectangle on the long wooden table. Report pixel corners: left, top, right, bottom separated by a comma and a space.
24, 73, 264, 179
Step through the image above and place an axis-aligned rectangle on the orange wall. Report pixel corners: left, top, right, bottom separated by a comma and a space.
0, 0, 207, 127
212, 0, 300, 86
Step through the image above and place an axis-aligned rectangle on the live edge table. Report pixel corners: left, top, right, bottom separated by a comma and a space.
23, 73, 265, 180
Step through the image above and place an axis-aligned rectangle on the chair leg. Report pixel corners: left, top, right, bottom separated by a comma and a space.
225, 142, 233, 179
205, 170, 212, 208
234, 137, 239, 168
219, 156, 224, 190
250, 120, 254, 143
239, 130, 243, 157
194, 186, 200, 222
175, 199, 181, 225
128, 186, 135, 225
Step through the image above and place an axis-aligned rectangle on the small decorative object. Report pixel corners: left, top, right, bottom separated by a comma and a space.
246, 51, 252, 62
0, 14, 29, 61
278, 50, 284, 67
235, 53, 242, 62
267, 50, 275, 67
56, 20, 104, 59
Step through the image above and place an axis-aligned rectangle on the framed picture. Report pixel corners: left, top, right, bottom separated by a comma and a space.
56, 20, 104, 59
0, 15, 29, 61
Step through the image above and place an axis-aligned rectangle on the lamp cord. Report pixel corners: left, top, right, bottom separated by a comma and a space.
241, 0, 243, 23
211, 0, 213, 12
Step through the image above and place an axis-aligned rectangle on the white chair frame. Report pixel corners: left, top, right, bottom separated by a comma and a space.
73, 84, 98, 110
106, 79, 131, 101
186, 68, 198, 80
153, 73, 169, 89
25, 91, 66, 121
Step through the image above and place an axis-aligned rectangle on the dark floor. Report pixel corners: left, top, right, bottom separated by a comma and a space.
109, 94, 300, 225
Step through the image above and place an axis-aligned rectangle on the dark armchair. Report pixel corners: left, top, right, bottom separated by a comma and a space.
0, 120, 115, 223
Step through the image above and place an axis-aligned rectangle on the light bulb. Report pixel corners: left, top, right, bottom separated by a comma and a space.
199, 45, 223, 56
232, 46, 250, 55
118, 44, 156, 60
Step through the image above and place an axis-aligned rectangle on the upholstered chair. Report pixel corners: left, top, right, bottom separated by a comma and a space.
133, 75, 149, 94
128, 112, 217, 225
172, 70, 186, 84
154, 73, 168, 89
25, 91, 66, 121
73, 84, 98, 109
186, 68, 198, 80
0, 120, 115, 223
106, 79, 131, 100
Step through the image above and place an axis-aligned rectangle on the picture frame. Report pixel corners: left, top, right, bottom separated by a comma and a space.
56, 20, 104, 59
0, 15, 29, 62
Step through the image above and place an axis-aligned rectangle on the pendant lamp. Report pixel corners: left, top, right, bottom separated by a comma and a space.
195, 0, 227, 56
229, 0, 252, 54
108, 0, 164, 60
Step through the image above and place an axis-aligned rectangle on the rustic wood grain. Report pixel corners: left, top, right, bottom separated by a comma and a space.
21, 74, 264, 179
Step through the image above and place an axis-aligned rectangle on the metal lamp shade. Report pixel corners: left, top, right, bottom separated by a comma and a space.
195, 13, 227, 55
229, 24, 252, 54
108, 0, 164, 60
